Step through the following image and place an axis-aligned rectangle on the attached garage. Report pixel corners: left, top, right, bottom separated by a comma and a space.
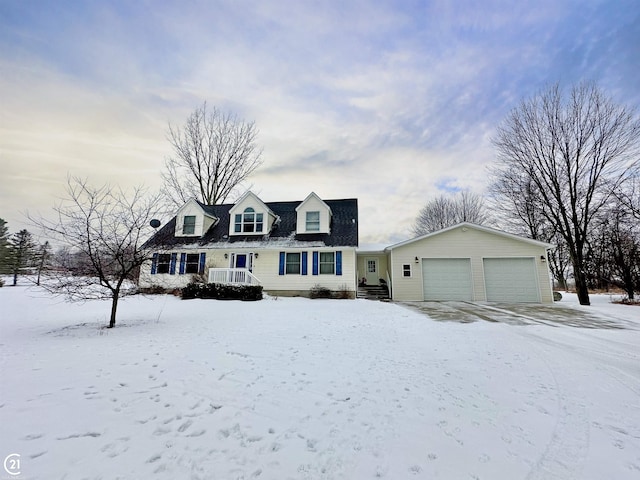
384, 223, 554, 303
483, 257, 540, 302
422, 258, 472, 301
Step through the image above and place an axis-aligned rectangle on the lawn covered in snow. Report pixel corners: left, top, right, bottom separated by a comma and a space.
1, 285, 639, 479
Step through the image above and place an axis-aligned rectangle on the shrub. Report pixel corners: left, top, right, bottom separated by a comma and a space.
138, 284, 172, 295
181, 282, 263, 301
0, 277, 4, 288
553, 291, 562, 301
309, 284, 332, 299
334, 284, 353, 299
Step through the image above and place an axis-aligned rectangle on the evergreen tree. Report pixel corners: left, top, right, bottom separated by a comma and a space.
10, 229, 36, 285
0, 218, 14, 276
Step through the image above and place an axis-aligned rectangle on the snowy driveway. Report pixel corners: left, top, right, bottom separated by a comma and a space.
401, 299, 635, 329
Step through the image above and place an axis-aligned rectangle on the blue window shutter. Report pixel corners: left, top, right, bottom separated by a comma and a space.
179, 253, 186, 274
198, 252, 206, 274
312, 251, 319, 275
278, 252, 285, 275
336, 251, 342, 276
301, 252, 308, 275
169, 253, 177, 275
151, 253, 158, 274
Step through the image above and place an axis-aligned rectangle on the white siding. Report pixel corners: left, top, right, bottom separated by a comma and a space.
296, 193, 332, 234
174, 200, 213, 238
389, 226, 553, 303
228, 192, 277, 236
140, 247, 358, 295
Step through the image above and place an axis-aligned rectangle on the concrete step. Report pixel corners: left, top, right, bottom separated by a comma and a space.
357, 286, 390, 300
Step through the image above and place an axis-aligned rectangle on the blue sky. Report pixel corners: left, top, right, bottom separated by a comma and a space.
1, 0, 638, 246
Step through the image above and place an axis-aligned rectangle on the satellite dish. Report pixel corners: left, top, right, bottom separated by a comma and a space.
150, 219, 161, 229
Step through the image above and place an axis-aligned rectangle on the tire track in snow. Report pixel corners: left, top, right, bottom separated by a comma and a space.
520, 333, 590, 480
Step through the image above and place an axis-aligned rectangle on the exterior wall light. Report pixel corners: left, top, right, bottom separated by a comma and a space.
415, 256, 419, 263
540, 255, 546, 262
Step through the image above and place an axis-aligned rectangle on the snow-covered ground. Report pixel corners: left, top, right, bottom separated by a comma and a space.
1, 285, 639, 480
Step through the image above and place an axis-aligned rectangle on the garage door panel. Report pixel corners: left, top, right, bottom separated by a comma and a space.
422, 258, 472, 301
484, 257, 539, 302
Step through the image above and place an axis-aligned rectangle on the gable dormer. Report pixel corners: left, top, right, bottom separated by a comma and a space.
174, 199, 218, 237
296, 192, 332, 234
228, 191, 278, 236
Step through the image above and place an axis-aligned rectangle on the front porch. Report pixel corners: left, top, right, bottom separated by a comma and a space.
356, 251, 391, 300
208, 268, 261, 286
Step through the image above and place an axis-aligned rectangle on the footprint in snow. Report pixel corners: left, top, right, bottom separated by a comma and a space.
177, 420, 193, 432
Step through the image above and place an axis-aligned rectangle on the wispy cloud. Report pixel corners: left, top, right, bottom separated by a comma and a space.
1, 0, 638, 245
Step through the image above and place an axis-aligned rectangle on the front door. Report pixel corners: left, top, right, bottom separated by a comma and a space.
365, 258, 378, 285
231, 253, 253, 272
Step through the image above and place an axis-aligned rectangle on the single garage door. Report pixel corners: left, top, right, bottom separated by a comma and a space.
422, 258, 472, 301
483, 257, 539, 302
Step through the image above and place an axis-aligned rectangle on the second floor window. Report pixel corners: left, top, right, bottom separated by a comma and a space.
306, 211, 320, 231
183, 215, 196, 235
234, 208, 264, 233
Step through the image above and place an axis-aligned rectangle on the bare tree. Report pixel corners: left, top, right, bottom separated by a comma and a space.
30, 177, 163, 328
488, 180, 572, 291
490, 82, 640, 305
34, 240, 51, 286
413, 190, 489, 236
162, 102, 263, 207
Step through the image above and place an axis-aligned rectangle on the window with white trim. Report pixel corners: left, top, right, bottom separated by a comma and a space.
402, 264, 411, 277
286, 252, 301, 274
234, 208, 264, 233
306, 211, 320, 231
182, 215, 196, 235
319, 252, 335, 274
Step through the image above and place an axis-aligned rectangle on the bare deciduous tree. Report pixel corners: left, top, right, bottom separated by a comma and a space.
162, 102, 263, 207
30, 177, 163, 328
490, 82, 640, 305
413, 190, 489, 236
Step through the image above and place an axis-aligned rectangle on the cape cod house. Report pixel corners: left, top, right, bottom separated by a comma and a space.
140, 193, 554, 303
139, 192, 359, 297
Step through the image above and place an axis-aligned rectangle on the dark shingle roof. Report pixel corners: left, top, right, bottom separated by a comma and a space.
143, 198, 358, 248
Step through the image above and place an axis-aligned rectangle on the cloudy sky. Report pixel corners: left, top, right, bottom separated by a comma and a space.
1, 0, 638, 247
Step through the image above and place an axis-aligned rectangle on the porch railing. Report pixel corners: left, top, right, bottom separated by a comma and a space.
208, 268, 261, 286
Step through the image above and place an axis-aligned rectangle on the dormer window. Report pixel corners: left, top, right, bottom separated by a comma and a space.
182, 215, 196, 235
234, 207, 264, 234
306, 211, 320, 231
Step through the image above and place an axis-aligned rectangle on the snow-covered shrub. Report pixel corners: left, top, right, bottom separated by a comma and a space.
181, 282, 263, 301
309, 284, 332, 299
553, 291, 562, 301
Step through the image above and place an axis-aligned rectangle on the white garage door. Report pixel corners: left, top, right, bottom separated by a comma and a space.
422, 258, 472, 301
483, 257, 539, 302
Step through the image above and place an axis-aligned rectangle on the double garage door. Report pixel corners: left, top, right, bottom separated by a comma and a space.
421, 257, 540, 302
